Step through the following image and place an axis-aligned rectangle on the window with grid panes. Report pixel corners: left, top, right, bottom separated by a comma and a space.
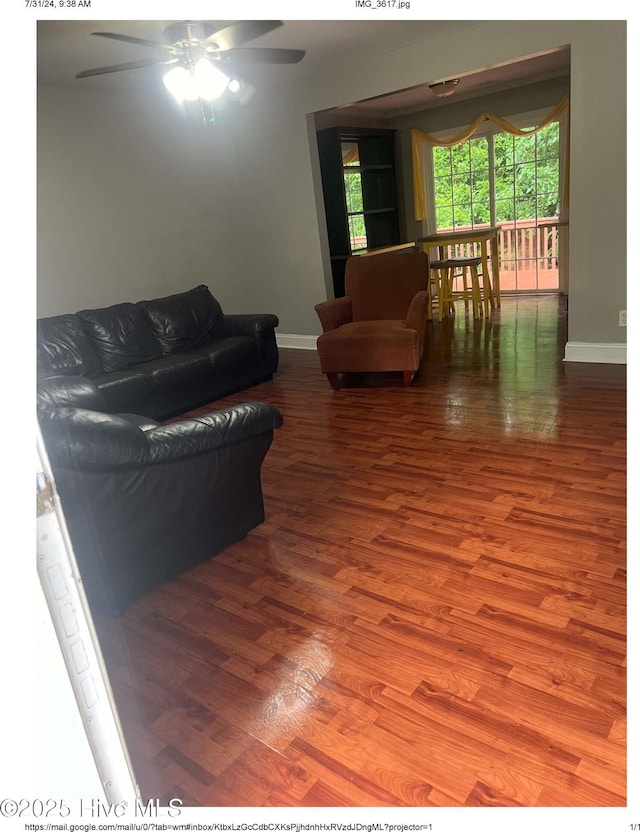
431, 121, 561, 291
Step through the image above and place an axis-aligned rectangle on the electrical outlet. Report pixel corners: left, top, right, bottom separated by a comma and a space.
619, 310, 627, 327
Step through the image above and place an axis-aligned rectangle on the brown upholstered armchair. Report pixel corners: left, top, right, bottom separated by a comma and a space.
314, 251, 429, 390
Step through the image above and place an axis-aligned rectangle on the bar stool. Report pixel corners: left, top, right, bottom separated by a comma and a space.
428, 258, 455, 321
433, 256, 489, 319
426, 259, 444, 321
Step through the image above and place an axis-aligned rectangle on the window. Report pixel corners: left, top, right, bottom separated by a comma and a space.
431, 121, 562, 292
342, 142, 367, 252
433, 136, 490, 230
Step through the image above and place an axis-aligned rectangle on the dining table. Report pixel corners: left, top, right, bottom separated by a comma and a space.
417, 225, 502, 308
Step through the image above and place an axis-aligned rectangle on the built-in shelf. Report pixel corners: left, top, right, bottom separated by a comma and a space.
316, 126, 402, 297
347, 207, 396, 216
342, 164, 393, 172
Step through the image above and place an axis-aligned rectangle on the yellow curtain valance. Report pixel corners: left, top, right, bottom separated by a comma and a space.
411, 95, 570, 222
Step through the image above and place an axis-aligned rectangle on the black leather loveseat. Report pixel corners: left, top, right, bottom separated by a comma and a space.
37, 284, 279, 420
38, 376, 283, 615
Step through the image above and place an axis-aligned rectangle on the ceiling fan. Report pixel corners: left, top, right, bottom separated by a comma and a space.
75, 20, 305, 104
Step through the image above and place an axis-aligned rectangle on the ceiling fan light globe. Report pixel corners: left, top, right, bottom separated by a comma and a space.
226, 77, 256, 105
163, 66, 198, 102
194, 59, 229, 100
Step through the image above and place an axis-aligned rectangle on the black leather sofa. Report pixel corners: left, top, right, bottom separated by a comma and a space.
38, 376, 283, 615
37, 284, 279, 420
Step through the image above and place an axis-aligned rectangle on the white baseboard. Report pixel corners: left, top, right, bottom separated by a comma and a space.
564, 341, 627, 364
276, 334, 318, 350
277, 336, 627, 363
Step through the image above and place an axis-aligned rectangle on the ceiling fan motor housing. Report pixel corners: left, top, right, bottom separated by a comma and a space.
163, 21, 216, 48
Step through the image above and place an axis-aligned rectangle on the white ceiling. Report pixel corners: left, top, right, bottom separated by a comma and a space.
37, 20, 571, 116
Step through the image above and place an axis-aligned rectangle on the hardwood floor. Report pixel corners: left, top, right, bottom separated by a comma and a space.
95, 295, 627, 808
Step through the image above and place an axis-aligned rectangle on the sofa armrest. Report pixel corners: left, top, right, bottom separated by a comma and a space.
40, 401, 283, 471
39, 408, 149, 468
37, 375, 108, 412
146, 402, 283, 463
212, 313, 279, 339
406, 290, 429, 333
314, 297, 353, 333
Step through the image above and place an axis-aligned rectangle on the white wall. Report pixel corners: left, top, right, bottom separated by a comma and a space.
37, 86, 254, 315
566, 22, 627, 346
211, 89, 330, 334
38, 20, 626, 347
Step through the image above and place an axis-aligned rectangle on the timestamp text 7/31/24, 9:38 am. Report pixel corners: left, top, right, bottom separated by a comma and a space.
27, 0, 91, 7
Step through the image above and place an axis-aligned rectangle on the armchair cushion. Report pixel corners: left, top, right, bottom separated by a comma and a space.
317, 321, 421, 374
346, 252, 428, 321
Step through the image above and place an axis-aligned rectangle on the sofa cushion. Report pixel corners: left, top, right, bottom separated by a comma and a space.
138, 284, 223, 356
78, 303, 162, 373
138, 353, 212, 394
37, 314, 103, 379
190, 336, 258, 373
93, 369, 154, 410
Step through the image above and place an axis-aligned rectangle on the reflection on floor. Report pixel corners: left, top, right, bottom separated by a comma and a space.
95, 295, 626, 808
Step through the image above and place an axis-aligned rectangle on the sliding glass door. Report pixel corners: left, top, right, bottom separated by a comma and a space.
431, 120, 563, 292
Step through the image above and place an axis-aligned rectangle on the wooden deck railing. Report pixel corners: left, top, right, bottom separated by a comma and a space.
350, 219, 562, 290
441, 218, 561, 271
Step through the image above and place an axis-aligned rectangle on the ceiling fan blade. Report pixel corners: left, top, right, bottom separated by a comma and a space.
220, 47, 306, 65
203, 20, 283, 51
76, 58, 176, 78
91, 31, 175, 51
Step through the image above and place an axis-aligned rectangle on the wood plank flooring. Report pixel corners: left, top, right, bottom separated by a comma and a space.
95, 296, 627, 808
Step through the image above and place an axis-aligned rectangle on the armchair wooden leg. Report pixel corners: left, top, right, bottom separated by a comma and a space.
403, 371, 415, 387
326, 373, 340, 390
